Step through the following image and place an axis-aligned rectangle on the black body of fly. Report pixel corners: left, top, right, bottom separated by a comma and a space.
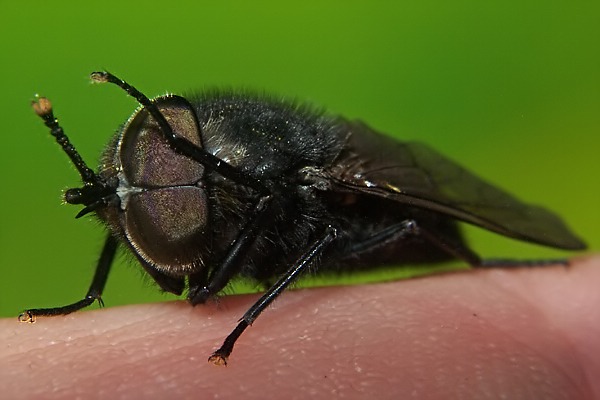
22, 72, 586, 365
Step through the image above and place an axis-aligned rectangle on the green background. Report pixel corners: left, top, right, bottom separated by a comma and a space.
1, 2, 598, 317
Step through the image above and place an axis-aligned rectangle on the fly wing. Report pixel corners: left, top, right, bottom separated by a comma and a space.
328, 120, 585, 250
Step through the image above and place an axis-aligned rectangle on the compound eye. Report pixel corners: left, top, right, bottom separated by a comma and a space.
125, 186, 208, 272
117, 96, 209, 274
119, 96, 205, 188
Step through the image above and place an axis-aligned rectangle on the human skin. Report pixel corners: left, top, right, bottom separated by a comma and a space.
1, 255, 598, 400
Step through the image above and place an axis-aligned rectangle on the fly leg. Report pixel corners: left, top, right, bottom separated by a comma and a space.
346, 220, 420, 256
19, 234, 118, 321
410, 222, 568, 267
91, 71, 269, 195
412, 222, 483, 265
208, 225, 338, 365
187, 195, 274, 305
346, 219, 482, 266
478, 258, 569, 267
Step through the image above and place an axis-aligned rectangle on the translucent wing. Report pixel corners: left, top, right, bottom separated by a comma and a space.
328, 120, 585, 250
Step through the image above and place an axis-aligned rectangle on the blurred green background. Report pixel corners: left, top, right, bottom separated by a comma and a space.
0, 2, 598, 318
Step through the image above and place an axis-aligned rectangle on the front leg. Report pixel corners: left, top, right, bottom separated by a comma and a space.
19, 234, 118, 321
209, 225, 338, 365
188, 195, 274, 305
